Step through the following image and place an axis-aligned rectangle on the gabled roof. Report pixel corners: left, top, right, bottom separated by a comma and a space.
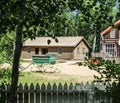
101, 19, 120, 35
23, 36, 91, 48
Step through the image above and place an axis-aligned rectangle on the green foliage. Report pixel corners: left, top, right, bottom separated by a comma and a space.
0, 0, 68, 39
0, 68, 12, 102
0, 33, 14, 64
82, 57, 120, 103
68, 0, 117, 51
0, 69, 12, 85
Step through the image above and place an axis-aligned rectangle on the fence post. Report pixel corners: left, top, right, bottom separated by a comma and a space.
58, 83, 63, 103
30, 83, 35, 103
0, 83, 6, 103
41, 83, 46, 103
35, 83, 40, 103
79, 82, 87, 103
24, 83, 29, 103
63, 83, 69, 103
7, 83, 11, 102
86, 82, 94, 103
74, 83, 80, 103
46, 83, 52, 103
17, 83, 24, 103
69, 83, 74, 103
52, 83, 58, 103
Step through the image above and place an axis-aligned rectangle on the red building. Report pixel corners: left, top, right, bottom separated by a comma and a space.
92, 20, 120, 63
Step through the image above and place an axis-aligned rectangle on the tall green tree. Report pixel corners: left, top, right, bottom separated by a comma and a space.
68, 0, 116, 51
0, 0, 67, 102
0, 33, 14, 64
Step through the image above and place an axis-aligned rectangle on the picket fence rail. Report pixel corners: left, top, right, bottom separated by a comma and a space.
0, 82, 112, 103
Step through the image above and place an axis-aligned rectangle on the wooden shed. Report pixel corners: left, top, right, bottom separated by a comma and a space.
21, 36, 91, 61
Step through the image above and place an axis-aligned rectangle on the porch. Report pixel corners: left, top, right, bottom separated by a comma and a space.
91, 52, 120, 64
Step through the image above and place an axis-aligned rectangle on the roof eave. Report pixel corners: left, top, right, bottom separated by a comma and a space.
101, 19, 120, 36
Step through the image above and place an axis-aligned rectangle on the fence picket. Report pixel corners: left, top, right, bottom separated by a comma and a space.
63, 83, 69, 103
0, 83, 6, 103
68, 83, 74, 103
35, 83, 40, 103
6, 83, 10, 103
41, 83, 46, 103
52, 83, 58, 103
46, 83, 52, 103
23, 83, 29, 103
17, 83, 23, 103
58, 83, 63, 103
0, 82, 112, 103
30, 83, 34, 103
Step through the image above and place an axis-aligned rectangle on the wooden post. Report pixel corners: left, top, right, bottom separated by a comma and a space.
69, 83, 74, 103
30, 83, 34, 103
35, 83, 40, 103
63, 83, 69, 103
52, 83, 58, 103
24, 83, 29, 103
7, 83, 11, 103
17, 83, 23, 103
46, 83, 52, 103
58, 83, 63, 103
41, 83, 46, 103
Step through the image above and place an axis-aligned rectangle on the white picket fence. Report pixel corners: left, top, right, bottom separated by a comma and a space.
0, 82, 112, 103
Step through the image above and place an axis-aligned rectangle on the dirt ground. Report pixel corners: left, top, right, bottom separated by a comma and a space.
20, 60, 100, 77
0, 60, 100, 83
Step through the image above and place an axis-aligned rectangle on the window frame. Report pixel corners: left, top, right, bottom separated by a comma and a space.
82, 48, 86, 54
110, 29, 115, 38
77, 47, 80, 56
27, 47, 31, 53
58, 47, 62, 54
106, 43, 115, 57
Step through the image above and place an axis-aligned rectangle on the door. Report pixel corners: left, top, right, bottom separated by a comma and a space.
35, 48, 39, 54
42, 48, 48, 54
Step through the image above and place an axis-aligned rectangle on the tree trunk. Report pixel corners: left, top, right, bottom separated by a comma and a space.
92, 27, 96, 53
9, 17, 23, 103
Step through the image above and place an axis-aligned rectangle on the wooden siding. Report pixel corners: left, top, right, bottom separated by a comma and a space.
73, 40, 89, 60
21, 40, 89, 61
21, 46, 74, 60
104, 29, 120, 40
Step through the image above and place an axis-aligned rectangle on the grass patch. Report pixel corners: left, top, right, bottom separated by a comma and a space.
19, 71, 94, 86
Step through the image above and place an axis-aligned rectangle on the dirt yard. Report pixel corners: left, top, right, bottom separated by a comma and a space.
20, 60, 99, 77
0, 60, 100, 83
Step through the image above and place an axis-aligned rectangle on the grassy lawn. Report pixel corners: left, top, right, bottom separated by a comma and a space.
18, 71, 94, 86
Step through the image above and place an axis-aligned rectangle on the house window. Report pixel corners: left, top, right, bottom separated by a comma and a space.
42, 48, 48, 54
58, 48, 62, 54
35, 48, 39, 54
77, 47, 80, 56
82, 48, 86, 54
27, 47, 31, 53
106, 44, 114, 57
110, 29, 115, 38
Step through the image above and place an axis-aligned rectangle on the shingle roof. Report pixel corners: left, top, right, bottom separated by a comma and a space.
101, 19, 120, 35
23, 36, 90, 47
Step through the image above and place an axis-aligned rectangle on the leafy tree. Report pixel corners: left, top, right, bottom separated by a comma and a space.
0, 0, 67, 102
68, 0, 116, 51
82, 57, 120, 103
0, 33, 14, 64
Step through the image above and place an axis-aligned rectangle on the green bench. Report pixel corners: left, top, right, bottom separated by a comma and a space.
32, 54, 56, 64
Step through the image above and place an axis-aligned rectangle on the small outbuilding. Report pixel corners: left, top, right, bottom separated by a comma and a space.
21, 36, 91, 61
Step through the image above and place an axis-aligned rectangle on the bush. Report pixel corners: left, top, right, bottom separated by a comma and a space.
0, 68, 12, 85
81, 58, 120, 103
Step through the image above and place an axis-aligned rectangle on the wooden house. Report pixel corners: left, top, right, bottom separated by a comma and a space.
21, 36, 91, 61
92, 20, 120, 63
